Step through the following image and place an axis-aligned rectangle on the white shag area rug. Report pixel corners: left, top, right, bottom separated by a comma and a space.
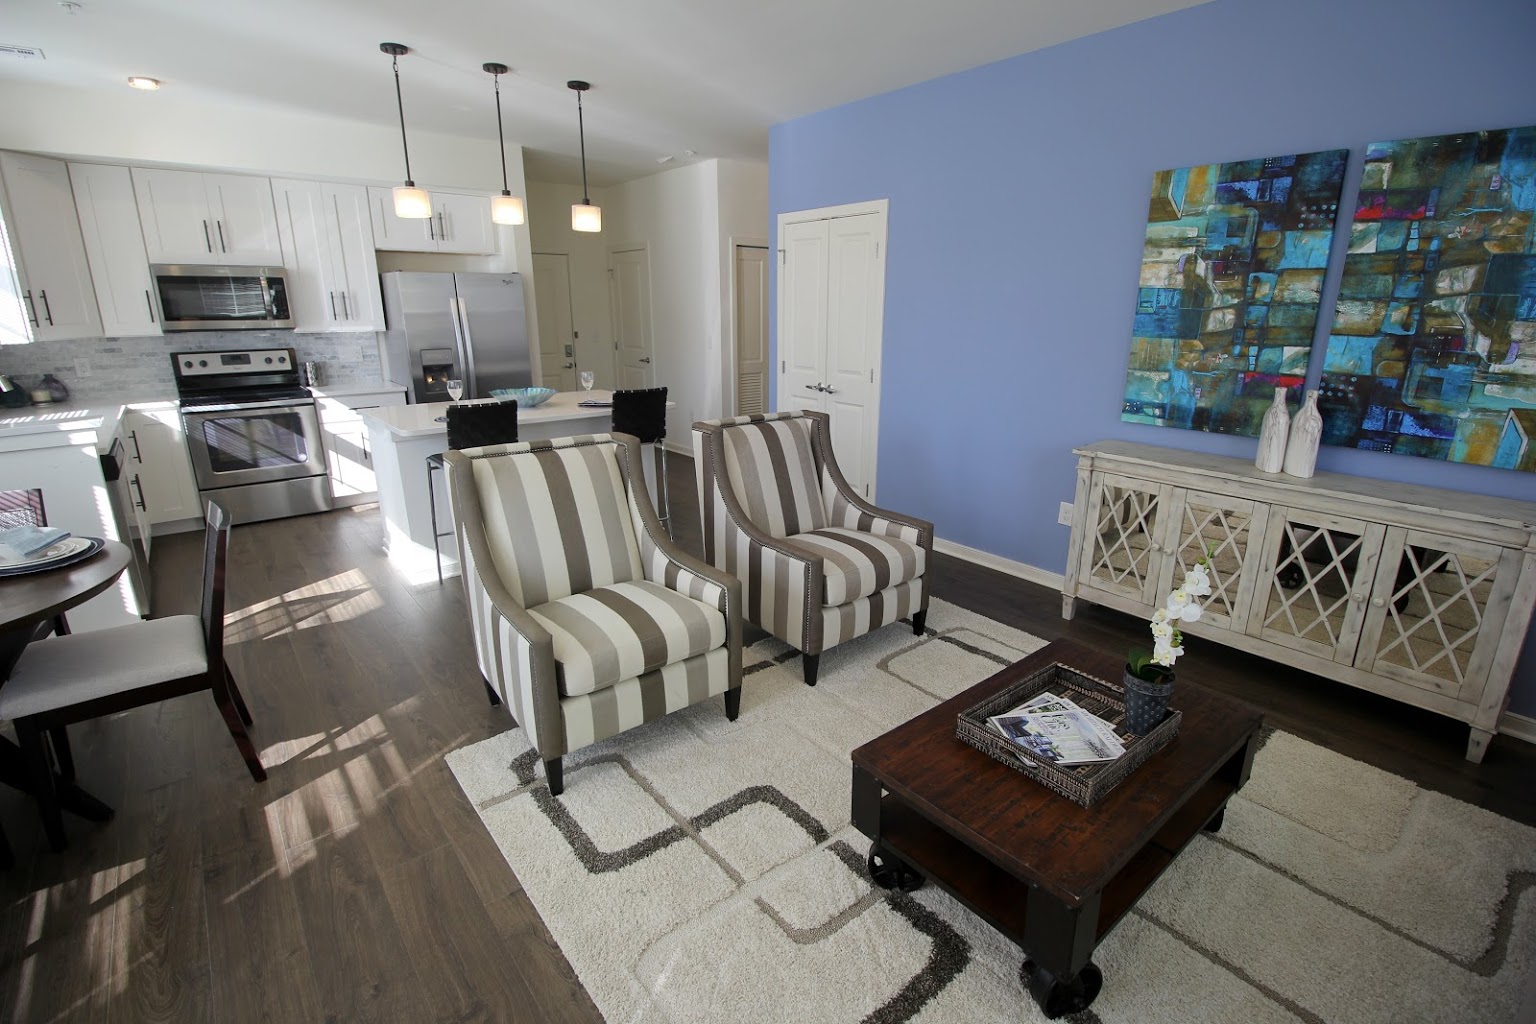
445, 599, 1536, 1024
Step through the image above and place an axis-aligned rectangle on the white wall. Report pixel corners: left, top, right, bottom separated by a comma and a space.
527, 180, 615, 387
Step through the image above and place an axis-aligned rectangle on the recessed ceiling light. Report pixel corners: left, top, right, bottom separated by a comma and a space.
126, 76, 160, 91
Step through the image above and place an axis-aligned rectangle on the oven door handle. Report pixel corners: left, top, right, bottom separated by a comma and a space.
181, 398, 316, 414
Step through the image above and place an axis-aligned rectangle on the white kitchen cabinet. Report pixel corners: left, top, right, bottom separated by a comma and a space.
367, 186, 496, 255
317, 389, 407, 504
273, 179, 385, 332
0, 152, 102, 342
133, 167, 283, 266
69, 162, 161, 337
1063, 440, 1536, 763
124, 405, 201, 526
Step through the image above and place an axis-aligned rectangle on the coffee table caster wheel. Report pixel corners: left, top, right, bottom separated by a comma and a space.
1021, 959, 1102, 1019
867, 845, 924, 892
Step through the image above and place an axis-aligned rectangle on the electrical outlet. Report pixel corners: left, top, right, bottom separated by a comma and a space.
75, 357, 92, 377
1057, 501, 1073, 526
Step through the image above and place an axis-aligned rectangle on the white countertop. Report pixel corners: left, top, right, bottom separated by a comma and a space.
362, 390, 623, 440
0, 393, 179, 454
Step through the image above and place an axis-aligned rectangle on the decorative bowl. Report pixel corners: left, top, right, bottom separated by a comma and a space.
489, 387, 557, 408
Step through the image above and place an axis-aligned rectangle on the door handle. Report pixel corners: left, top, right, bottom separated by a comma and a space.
804, 383, 821, 391
639, 356, 651, 364
202, 219, 213, 253
563, 362, 576, 369
145, 289, 156, 322
39, 290, 53, 326
822, 385, 838, 394
217, 220, 227, 253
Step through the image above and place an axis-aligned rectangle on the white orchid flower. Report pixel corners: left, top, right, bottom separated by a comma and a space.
1176, 603, 1203, 623
1151, 621, 1174, 639
1166, 589, 1190, 614
1184, 568, 1212, 597
1151, 607, 1170, 624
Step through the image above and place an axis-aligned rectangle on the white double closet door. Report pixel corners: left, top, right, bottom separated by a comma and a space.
777, 203, 887, 500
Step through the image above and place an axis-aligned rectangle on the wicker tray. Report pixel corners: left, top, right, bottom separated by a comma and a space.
955, 660, 1182, 807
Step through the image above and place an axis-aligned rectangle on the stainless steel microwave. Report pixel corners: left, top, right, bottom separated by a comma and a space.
150, 264, 294, 331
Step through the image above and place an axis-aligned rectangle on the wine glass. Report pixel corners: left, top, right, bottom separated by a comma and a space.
446, 378, 464, 403
578, 370, 596, 392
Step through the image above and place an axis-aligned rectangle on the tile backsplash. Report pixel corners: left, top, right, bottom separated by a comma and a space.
0, 331, 386, 400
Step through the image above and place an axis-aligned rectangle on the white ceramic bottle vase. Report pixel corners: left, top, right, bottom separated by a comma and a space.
1255, 386, 1290, 473
1284, 388, 1324, 478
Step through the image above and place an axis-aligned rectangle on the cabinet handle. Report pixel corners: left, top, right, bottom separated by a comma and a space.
341, 292, 350, 319
145, 289, 156, 322
130, 474, 147, 511
1371, 597, 1385, 608
361, 431, 370, 463
329, 291, 338, 320
1149, 543, 1161, 553
427, 215, 435, 240
217, 220, 227, 253
202, 219, 213, 253
437, 212, 447, 240
22, 291, 38, 327
129, 429, 143, 463
39, 290, 53, 326
1352, 592, 1364, 603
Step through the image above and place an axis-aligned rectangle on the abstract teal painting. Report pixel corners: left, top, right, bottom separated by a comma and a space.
1318, 125, 1536, 472
1123, 149, 1349, 435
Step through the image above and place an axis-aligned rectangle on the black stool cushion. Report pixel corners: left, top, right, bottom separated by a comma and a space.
612, 387, 668, 444
446, 402, 520, 450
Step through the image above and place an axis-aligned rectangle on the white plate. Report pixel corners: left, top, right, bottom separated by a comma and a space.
0, 536, 94, 570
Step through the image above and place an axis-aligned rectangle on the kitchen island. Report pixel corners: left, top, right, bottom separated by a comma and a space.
362, 391, 665, 581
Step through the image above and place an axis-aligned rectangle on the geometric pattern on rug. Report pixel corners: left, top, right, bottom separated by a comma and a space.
445, 599, 1536, 1023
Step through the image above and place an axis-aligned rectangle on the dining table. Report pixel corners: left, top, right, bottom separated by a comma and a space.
0, 540, 129, 864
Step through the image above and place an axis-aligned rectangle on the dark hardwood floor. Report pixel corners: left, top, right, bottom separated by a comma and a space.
1, 452, 1531, 1022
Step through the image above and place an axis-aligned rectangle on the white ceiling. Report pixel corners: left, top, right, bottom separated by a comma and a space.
0, 0, 1208, 185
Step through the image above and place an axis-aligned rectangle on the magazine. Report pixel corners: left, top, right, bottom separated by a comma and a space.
986, 691, 1126, 766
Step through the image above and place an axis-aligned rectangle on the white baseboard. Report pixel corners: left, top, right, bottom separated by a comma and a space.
1499, 712, 1536, 746
933, 537, 1065, 591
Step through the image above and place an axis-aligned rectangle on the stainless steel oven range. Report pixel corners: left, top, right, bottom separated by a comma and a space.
173, 347, 333, 524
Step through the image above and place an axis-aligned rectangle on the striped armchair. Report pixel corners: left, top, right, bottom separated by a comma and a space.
693, 411, 932, 685
446, 433, 743, 795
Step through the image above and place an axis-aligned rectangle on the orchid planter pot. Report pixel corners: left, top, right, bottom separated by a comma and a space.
1122, 667, 1175, 736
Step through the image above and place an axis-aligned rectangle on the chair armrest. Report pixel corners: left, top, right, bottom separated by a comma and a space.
809, 414, 933, 553
444, 451, 564, 757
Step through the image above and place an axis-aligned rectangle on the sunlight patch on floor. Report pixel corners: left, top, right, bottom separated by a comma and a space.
225, 569, 383, 642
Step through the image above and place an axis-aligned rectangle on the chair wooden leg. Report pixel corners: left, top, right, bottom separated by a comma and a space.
724, 688, 741, 721
803, 653, 820, 687
16, 720, 65, 852
0, 819, 12, 870
544, 757, 563, 796
212, 689, 266, 783
483, 678, 502, 706
48, 727, 74, 783
912, 610, 927, 636
224, 667, 255, 726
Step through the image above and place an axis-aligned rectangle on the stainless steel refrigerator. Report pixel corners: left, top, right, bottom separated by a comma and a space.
379, 271, 533, 402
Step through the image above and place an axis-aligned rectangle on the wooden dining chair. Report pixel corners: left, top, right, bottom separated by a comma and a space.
0, 502, 264, 852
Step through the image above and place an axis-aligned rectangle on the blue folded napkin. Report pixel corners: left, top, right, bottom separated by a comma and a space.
0, 525, 71, 558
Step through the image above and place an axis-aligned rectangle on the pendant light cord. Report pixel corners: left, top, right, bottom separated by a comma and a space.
577, 88, 590, 205
494, 74, 509, 194
392, 53, 414, 185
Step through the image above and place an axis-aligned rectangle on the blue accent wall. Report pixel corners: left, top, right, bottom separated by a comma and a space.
768, 0, 1536, 715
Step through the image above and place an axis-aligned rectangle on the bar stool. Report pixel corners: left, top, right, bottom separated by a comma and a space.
612, 387, 670, 537
427, 402, 519, 583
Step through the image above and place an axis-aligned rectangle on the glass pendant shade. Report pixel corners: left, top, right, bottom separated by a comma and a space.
491, 192, 526, 225
393, 185, 432, 219
571, 203, 602, 233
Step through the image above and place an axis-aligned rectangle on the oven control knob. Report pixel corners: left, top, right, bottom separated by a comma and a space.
278, 355, 287, 363
199, 360, 208, 367
182, 361, 192, 368
264, 357, 273, 364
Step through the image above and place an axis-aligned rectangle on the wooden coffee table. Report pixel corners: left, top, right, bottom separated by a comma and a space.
851, 638, 1263, 1018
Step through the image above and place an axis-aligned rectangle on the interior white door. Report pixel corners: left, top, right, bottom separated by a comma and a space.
734, 245, 769, 415
777, 220, 830, 414
822, 213, 884, 498
533, 253, 577, 391
610, 248, 654, 390
776, 204, 887, 498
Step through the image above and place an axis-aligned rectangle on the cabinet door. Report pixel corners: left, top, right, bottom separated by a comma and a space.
0, 152, 102, 341
133, 167, 218, 263
325, 184, 385, 330
126, 409, 200, 523
325, 416, 375, 497
431, 191, 495, 254
1248, 506, 1385, 664
69, 163, 161, 337
204, 173, 282, 265
1159, 488, 1268, 632
272, 178, 342, 332
368, 186, 435, 252
1354, 529, 1520, 704
1076, 472, 1169, 607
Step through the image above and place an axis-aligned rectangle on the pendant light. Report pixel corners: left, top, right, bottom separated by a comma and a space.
568, 80, 601, 233
483, 63, 526, 226
380, 42, 431, 219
